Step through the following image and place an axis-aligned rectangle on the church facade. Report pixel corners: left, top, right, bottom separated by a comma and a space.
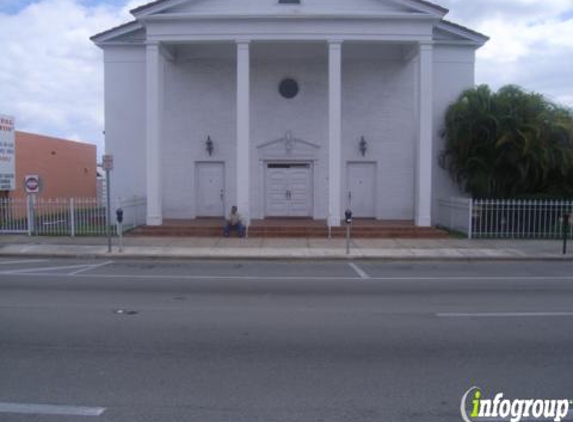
92, 0, 487, 227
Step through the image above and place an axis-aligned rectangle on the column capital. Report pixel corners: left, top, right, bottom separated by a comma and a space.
327, 39, 344, 47
418, 41, 434, 50
145, 40, 160, 48
236, 39, 251, 47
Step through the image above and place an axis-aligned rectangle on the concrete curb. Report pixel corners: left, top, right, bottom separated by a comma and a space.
0, 249, 571, 262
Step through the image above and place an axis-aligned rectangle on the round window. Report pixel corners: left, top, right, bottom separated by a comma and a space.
279, 78, 299, 99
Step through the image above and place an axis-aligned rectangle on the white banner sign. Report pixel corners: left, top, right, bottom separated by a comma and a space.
102, 154, 113, 171
0, 114, 15, 191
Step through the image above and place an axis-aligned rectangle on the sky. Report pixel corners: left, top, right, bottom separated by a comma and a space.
0, 0, 572, 157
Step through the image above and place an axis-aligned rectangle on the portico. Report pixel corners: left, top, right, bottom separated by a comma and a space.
92, 0, 488, 230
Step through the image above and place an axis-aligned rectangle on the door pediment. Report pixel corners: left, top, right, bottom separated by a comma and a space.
257, 131, 320, 160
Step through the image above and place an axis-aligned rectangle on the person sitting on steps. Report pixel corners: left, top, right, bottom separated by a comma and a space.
223, 205, 246, 238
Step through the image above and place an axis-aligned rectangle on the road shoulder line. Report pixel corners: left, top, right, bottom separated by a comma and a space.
0, 402, 106, 416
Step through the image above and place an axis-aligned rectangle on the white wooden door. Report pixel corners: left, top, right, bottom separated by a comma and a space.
265, 164, 312, 217
288, 166, 311, 217
196, 162, 225, 217
265, 167, 290, 216
347, 163, 376, 218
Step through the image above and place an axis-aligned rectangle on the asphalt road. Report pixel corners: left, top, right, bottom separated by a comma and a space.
0, 258, 572, 422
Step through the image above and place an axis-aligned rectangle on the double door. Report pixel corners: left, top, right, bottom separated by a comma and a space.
265, 163, 312, 217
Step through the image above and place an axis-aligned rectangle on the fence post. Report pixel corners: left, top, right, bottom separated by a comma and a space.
70, 198, 75, 237
563, 212, 569, 255
468, 198, 473, 239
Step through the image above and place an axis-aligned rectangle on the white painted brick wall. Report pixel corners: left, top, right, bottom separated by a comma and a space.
342, 53, 417, 219
162, 58, 237, 218
103, 47, 147, 204
432, 45, 476, 223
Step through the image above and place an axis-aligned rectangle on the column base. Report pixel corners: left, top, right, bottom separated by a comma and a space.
415, 215, 431, 227
146, 215, 163, 226
328, 216, 341, 227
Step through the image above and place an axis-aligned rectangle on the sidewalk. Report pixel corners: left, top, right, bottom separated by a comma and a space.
0, 235, 571, 260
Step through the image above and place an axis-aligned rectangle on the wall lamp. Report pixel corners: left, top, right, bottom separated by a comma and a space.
359, 136, 367, 156
205, 136, 214, 156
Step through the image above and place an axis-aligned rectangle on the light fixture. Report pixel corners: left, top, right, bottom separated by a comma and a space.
359, 136, 367, 156
205, 136, 214, 156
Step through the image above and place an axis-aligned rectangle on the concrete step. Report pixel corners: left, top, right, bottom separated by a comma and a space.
130, 224, 448, 238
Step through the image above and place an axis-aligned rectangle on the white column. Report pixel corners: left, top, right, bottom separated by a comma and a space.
145, 41, 163, 226
415, 42, 433, 227
328, 40, 342, 228
236, 40, 250, 224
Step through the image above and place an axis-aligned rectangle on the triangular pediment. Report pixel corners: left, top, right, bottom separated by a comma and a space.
258, 132, 320, 149
112, 28, 146, 43
167, 0, 409, 15
434, 21, 489, 46
91, 20, 144, 44
132, 0, 447, 18
257, 131, 320, 160
93, 0, 489, 48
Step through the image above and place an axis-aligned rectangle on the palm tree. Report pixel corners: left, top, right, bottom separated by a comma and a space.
440, 84, 573, 198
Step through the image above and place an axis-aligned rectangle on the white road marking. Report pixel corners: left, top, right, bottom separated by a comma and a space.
1, 269, 573, 282
437, 312, 573, 318
0, 402, 105, 416
40, 274, 573, 281
68, 261, 114, 276
0, 263, 106, 275
74, 274, 573, 281
0, 259, 49, 265
9, 272, 360, 280
348, 262, 370, 279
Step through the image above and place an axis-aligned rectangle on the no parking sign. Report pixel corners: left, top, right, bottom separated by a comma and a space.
24, 175, 40, 194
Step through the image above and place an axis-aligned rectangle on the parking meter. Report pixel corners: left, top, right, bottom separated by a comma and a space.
116, 208, 124, 224
116, 208, 124, 253
345, 209, 352, 224
345, 209, 352, 254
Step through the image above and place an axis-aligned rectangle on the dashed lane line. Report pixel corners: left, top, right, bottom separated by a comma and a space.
437, 312, 573, 318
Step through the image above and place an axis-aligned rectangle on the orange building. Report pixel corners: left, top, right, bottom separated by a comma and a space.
8, 131, 96, 199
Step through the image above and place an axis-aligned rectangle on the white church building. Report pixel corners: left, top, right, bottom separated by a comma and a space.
92, 0, 487, 228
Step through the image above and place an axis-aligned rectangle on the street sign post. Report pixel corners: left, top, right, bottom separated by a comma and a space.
24, 175, 40, 235
102, 154, 113, 253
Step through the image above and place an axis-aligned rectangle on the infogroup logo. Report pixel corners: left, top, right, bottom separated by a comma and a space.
461, 387, 571, 422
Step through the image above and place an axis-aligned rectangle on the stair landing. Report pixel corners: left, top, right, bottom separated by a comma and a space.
128, 218, 448, 238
